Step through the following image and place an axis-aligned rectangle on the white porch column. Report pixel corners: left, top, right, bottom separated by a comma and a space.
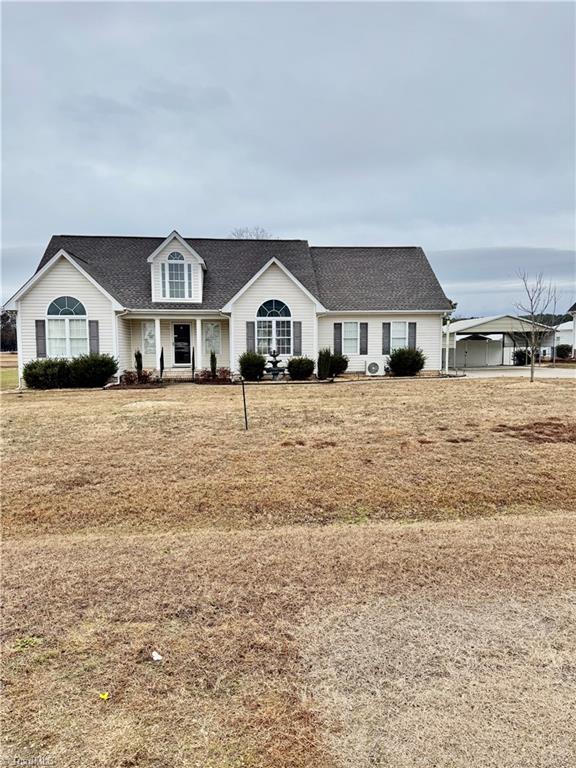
444, 321, 450, 374
195, 319, 202, 370
155, 317, 161, 371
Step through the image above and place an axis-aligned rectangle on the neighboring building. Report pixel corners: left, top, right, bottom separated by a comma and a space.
443, 314, 554, 368
6, 231, 453, 382
541, 319, 575, 357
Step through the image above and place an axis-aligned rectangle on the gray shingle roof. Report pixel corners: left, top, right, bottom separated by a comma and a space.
311, 246, 452, 311
38, 235, 452, 312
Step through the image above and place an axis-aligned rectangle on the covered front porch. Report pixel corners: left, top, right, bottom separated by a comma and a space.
117, 313, 230, 377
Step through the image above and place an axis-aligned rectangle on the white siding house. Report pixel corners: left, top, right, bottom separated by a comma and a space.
6, 231, 453, 384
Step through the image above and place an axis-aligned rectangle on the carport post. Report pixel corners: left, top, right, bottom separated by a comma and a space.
444, 320, 451, 374
501, 333, 505, 366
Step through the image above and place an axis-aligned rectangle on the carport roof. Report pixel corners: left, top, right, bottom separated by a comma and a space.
444, 314, 553, 335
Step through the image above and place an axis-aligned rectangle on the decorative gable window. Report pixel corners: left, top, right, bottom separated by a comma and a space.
256, 300, 292, 355
161, 252, 193, 299
46, 296, 88, 357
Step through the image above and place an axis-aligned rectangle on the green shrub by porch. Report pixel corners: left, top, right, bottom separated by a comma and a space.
69, 353, 118, 387
23, 353, 118, 389
23, 358, 71, 389
239, 351, 266, 381
317, 348, 332, 380
287, 356, 314, 380
329, 353, 349, 377
388, 347, 426, 377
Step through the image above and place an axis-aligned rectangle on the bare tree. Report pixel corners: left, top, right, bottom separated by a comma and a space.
514, 272, 554, 382
230, 226, 272, 240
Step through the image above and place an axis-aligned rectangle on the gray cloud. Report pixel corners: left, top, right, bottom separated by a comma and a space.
2, 2, 574, 315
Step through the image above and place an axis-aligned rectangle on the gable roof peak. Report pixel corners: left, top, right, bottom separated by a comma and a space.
146, 230, 206, 267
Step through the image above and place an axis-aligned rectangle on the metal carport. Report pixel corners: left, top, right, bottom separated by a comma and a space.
442, 314, 554, 371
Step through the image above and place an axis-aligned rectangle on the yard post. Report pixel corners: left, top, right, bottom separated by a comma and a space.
241, 376, 248, 431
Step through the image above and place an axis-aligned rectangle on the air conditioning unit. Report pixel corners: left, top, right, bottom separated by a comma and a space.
365, 358, 388, 376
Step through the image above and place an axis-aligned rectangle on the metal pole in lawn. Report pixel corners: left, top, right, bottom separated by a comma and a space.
241, 376, 248, 431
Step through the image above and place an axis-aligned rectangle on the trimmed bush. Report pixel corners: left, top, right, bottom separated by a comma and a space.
329, 353, 349, 377
388, 347, 426, 377
23, 353, 118, 389
287, 356, 315, 380
135, 349, 143, 381
513, 349, 531, 366
555, 344, 572, 360
23, 358, 71, 389
317, 348, 332, 380
69, 353, 119, 387
239, 351, 266, 381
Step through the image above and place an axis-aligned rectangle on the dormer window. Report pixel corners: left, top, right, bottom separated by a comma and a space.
161, 251, 193, 299
148, 231, 205, 303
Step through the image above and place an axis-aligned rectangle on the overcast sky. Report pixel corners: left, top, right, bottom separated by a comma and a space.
2, 1, 575, 315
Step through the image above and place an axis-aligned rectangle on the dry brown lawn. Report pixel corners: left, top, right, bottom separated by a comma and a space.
2, 377, 575, 536
2, 378, 576, 767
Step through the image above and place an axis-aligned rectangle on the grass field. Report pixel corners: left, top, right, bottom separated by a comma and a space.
0, 352, 18, 390
2, 378, 575, 767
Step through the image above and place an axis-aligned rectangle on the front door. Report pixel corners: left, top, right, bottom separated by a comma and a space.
174, 323, 191, 365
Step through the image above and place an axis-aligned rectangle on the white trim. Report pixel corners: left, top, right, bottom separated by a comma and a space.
196, 319, 202, 369
147, 231, 206, 267
124, 309, 225, 317
229, 312, 236, 373
45, 316, 89, 358
342, 321, 360, 355
16, 305, 23, 383
320, 309, 449, 315
221, 258, 326, 313
390, 320, 409, 352
155, 318, 162, 370
4, 250, 124, 311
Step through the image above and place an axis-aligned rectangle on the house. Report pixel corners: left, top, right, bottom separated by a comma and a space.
443, 314, 554, 368
540, 319, 575, 357
6, 231, 453, 382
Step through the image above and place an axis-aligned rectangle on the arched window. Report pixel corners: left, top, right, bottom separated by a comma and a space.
162, 252, 191, 298
256, 300, 292, 355
257, 300, 291, 318
46, 296, 88, 357
47, 296, 86, 316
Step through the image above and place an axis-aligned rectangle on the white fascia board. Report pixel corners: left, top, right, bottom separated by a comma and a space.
220, 257, 326, 312
320, 309, 449, 315
146, 230, 206, 268
4, 249, 124, 311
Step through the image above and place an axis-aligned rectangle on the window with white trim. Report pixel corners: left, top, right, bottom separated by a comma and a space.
343, 322, 359, 354
203, 321, 222, 355
142, 321, 156, 356
46, 296, 88, 357
161, 252, 193, 299
391, 321, 408, 351
256, 300, 291, 355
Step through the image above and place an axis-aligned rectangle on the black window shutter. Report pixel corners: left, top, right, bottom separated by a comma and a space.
35, 320, 47, 358
246, 321, 255, 353
382, 322, 391, 355
359, 322, 368, 355
293, 321, 302, 355
89, 320, 100, 354
408, 322, 417, 350
333, 323, 342, 354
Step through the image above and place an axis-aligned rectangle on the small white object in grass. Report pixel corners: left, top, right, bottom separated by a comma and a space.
151, 650, 163, 662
